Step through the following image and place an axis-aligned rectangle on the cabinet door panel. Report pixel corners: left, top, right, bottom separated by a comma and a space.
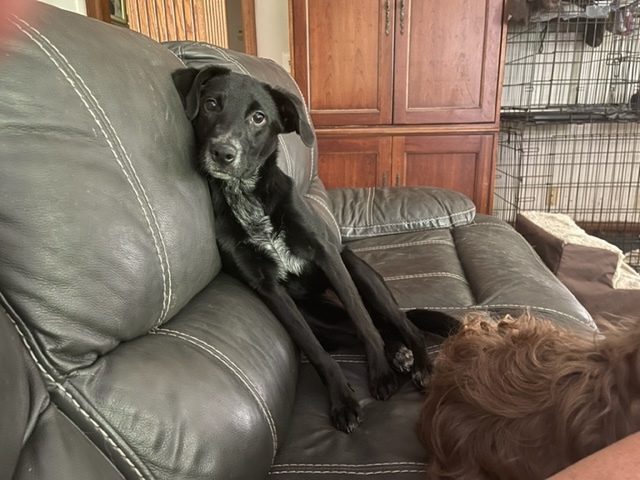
392, 135, 495, 213
317, 136, 392, 188
393, 0, 504, 125
291, 0, 394, 126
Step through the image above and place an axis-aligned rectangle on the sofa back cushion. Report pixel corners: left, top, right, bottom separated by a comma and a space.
0, 4, 220, 372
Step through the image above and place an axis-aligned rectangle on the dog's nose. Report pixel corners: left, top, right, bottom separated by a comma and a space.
211, 143, 237, 164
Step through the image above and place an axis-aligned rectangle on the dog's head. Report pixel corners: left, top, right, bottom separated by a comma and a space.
172, 66, 315, 181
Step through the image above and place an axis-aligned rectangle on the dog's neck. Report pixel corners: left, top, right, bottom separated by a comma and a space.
214, 155, 305, 279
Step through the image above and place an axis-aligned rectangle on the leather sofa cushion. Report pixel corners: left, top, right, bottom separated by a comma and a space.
328, 186, 476, 241
0, 6, 220, 373
269, 216, 594, 478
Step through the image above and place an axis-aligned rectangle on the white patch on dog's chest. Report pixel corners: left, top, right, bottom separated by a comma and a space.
222, 179, 307, 280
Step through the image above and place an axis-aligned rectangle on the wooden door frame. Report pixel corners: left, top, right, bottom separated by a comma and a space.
85, 0, 111, 23
241, 0, 257, 55
85, 0, 258, 55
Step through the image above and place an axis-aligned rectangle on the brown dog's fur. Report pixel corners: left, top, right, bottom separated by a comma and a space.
419, 312, 640, 480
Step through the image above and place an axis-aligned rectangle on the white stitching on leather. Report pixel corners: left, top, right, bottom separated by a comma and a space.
269, 469, 425, 475
5, 313, 145, 479
13, 18, 172, 327
366, 188, 374, 226
399, 304, 592, 327
339, 206, 476, 231
57, 409, 128, 480
153, 328, 278, 460
278, 136, 294, 177
273, 462, 425, 468
350, 240, 454, 252
302, 359, 365, 364
384, 272, 468, 283
464, 222, 514, 231
304, 194, 341, 239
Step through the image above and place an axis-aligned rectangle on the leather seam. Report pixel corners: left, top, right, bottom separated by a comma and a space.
152, 328, 278, 461
304, 194, 342, 240
3, 307, 146, 479
350, 240, 455, 252
11, 16, 173, 328
383, 272, 468, 284
272, 462, 425, 468
268, 468, 426, 475
338, 206, 476, 231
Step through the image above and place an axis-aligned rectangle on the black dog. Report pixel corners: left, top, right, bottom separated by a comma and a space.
172, 66, 453, 432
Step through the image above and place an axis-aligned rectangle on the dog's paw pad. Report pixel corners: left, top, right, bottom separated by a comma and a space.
391, 345, 414, 373
331, 398, 363, 433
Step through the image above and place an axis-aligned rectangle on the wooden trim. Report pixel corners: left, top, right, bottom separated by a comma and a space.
315, 124, 501, 137
241, 0, 257, 55
495, 0, 509, 122
85, 0, 111, 22
288, 0, 295, 73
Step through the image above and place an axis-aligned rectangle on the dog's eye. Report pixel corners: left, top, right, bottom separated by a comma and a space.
251, 111, 266, 125
204, 98, 218, 112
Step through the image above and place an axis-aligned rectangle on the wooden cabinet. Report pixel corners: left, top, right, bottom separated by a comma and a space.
291, 0, 506, 213
392, 134, 496, 214
318, 134, 496, 213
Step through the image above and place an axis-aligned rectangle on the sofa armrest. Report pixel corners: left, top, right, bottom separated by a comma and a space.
327, 186, 476, 241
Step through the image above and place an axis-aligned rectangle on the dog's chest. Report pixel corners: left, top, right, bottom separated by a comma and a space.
221, 181, 307, 279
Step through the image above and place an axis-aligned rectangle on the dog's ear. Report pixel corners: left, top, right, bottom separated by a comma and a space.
172, 66, 231, 121
268, 86, 315, 147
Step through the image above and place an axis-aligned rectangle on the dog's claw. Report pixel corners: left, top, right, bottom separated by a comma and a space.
331, 396, 363, 433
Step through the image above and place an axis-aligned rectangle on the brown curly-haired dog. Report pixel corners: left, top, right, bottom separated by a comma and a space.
419, 312, 640, 480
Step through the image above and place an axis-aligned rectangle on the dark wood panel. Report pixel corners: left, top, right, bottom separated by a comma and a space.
290, 0, 394, 126
392, 134, 496, 213
393, 0, 504, 125
317, 136, 393, 188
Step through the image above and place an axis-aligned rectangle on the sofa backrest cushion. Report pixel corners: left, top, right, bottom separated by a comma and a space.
0, 4, 220, 372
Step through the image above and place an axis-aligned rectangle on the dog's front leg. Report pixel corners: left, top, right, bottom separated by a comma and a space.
340, 248, 434, 390
317, 245, 398, 400
258, 282, 363, 433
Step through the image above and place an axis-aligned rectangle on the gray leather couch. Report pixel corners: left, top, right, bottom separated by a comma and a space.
0, 3, 594, 479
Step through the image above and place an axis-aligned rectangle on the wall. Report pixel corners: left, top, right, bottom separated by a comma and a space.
254, 0, 290, 72
38, 0, 86, 15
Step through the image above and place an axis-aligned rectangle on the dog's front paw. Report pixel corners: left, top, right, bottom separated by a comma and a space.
331, 395, 363, 433
370, 369, 399, 400
410, 355, 434, 391
385, 342, 414, 373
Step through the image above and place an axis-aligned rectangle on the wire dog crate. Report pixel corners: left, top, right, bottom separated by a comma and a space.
495, 1, 640, 270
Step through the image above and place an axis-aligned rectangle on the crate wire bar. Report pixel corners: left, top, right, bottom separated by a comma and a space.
495, 1, 640, 270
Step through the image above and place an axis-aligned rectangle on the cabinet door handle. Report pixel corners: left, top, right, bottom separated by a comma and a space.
395, 173, 400, 186
399, 0, 406, 35
381, 172, 387, 187
385, 0, 390, 35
